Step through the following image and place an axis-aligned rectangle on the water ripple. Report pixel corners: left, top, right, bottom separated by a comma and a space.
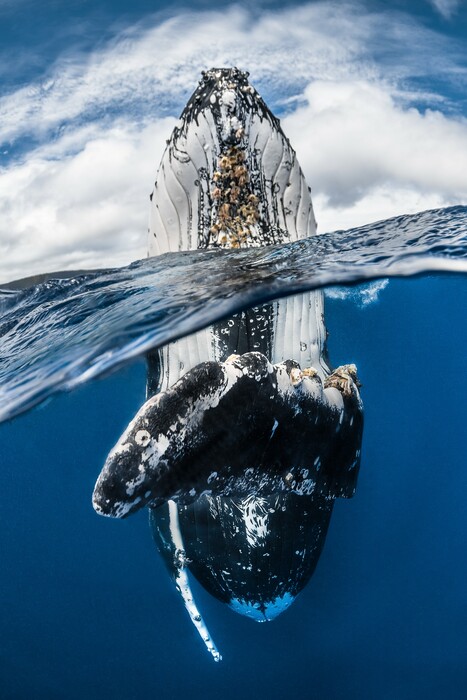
0, 205, 466, 422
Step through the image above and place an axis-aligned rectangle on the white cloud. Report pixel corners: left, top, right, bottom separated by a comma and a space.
283, 80, 467, 230
0, 3, 370, 148
0, 2, 466, 282
0, 119, 175, 281
2, 2, 465, 150
428, 0, 461, 20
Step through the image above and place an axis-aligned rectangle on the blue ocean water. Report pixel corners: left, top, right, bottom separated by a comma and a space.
1, 210, 466, 698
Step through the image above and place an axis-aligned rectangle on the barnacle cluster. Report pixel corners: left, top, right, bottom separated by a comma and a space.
289, 366, 319, 387
209, 146, 260, 248
324, 364, 361, 397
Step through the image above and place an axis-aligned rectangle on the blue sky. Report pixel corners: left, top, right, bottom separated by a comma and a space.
0, 0, 466, 282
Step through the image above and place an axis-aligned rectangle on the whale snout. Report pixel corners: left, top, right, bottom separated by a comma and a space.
182, 66, 263, 134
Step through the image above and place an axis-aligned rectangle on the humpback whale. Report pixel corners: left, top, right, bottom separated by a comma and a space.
93, 68, 364, 662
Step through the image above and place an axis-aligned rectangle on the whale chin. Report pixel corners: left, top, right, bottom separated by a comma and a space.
150, 491, 334, 623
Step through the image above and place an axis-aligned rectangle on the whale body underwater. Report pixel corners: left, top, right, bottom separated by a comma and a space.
92, 68, 364, 661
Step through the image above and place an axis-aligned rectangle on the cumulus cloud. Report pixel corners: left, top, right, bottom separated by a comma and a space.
0, 2, 466, 282
284, 79, 467, 225
0, 118, 174, 281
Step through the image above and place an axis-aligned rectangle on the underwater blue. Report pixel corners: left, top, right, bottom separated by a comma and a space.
0, 213, 466, 698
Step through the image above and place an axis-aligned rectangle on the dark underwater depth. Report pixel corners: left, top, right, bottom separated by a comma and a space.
1, 272, 466, 699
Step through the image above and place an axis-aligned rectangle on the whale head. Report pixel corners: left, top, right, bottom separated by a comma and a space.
148, 67, 317, 255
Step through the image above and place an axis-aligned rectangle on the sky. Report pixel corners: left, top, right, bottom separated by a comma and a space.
0, 0, 466, 283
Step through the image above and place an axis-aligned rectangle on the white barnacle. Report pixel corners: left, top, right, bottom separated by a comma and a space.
135, 429, 151, 446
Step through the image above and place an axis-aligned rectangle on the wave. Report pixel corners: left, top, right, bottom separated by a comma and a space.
0, 205, 466, 423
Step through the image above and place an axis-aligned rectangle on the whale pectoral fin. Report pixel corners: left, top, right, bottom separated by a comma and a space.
93, 352, 275, 517
93, 352, 363, 518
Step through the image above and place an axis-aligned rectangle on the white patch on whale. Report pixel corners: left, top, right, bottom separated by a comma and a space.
167, 500, 221, 662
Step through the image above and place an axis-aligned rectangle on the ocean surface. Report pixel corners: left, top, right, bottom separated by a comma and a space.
1, 206, 466, 699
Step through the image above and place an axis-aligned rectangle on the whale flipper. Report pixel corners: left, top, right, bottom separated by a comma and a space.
93, 352, 362, 518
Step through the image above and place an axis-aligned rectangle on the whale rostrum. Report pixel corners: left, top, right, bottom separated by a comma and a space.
149, 66, 317, 255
